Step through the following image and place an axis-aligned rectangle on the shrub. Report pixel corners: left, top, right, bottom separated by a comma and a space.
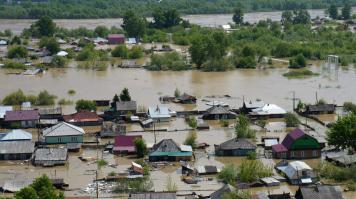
111, 45, 129, 58
235, 115, 256, 139
186, 116, 197, 129
134, 138, 147, 158
7, 46, 28, 58
184, 131, 197, 148
239, 160, 273, 183
75, 99, 96, 111
343, 102, 356, 114
289, 54, 306, 68
218, 164, 239, 185
58, 98, 73, 105
3, 61, 27, 69
283, 69, 319, 78
129, 46, 143, 59
51, 55, 67, 67
247, 151, 257, 160
67, 89, 76, 96
36, 90, 57, 105
285, 112, 300, 127
39, 37, 60, 55
2, 89, 28, 105
97, 159, 108, 169
147, 52, 189, 71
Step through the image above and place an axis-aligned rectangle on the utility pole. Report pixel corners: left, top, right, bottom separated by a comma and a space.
96, 170, 98, 199
153, 121, 157, 144
96, 135, 99, 199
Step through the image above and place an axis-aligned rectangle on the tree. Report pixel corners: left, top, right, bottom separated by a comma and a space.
36, 90, 57, 106
235, 115, 256, 138
7, 46, 28, 59
152, 8, 182, 28
119, 88, 131, 101
293, 9, 311, 24
51, 55, 67, 67
289, 54, 306, 68
341, 3, 351, 20
281, 10, 293, 29
111, 45, 129, 58
233, 8, 244, 25
184, 131, 197, 148
152, 8, 166, 28
11, 35, 21, 45
129, 46, 143, 59
1, 89, 27, 105
111, 94, 120, 108
94, 25, 109, 38
285, 112, 300, 127
218, 164, 239, 185
34, 16, 56, 37
75, 99, 96, 111
166, 175, 177, 192
39, 37, 60, 55
134, 138, 147, 158
328, 4, 338, 20
327, 114, 356, 150
15, 175, 64, 199
174, 88, 181, 98
189, 36, 207, 68
186, 116, 197, 129
122, 10, 146, 38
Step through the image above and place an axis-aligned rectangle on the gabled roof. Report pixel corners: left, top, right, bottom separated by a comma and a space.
42, 122, 85, 137
216, 138, 256, 150
0, 141, 34, 154
244, 101, 265, 109
0, 129, 32, 141
148, 106, 171, 118
251, 104, 286, 115
151, 139, 180, 153
281, 128, 305, 149
114, 135, 142, 152
210, 184, 235, 199
307, 104, 335, 112
271, 144, 288, 153
284, 161, 312, 179
107, 34, 125, 39
205, 105, 235, 115
116, 101, 137, 111
298, 185, 343, 199
4, 110, 39, 121
0, 106, 13, 119
34, 148, 68, 161
63, 110, 102, 122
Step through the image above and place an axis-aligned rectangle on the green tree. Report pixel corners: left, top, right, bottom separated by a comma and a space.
16, 175, 64, 199
152, 8, 166, 28
222, 191, 249, 199
218, 164, 239, 185
122, 10, 146, 38
36, 90, 57, 106
186, 116, 197, 129
174, 88, 181, 98
233, 7, 244, 25
164, 9, 182, 27
51, 55, 67, 67
328, 4, 338, 20
281, 10, 293, 30
94, 25, 109, 38
111, 45, 129, 58
293, 9, 311, 24
289, 54, 306, 68
111, 94, 120, 108
2, 89, 27, 105
119, 88, 131, 101
134, 138, 147, 158
34, 16, 56, 37
39, 37, 60, 55
189, 36, 207, 68
7, 46, 28, 59
129, 46, 143, 59
341, 2, 351, 20
239, 160, 273, 182
184, 131, 197, 148
285, 112, 300, 127
11, 35, 21, 45
235, 115, 256, 138
15, 187, 37, 199
75, 99, 96, 111
327, 114, 356, 150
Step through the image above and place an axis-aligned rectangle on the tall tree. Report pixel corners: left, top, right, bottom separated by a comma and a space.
39, 37, 60, 55
34, 16, 56, 37
293, 9, 311, 24
189, 36, 207, 68
341, 2, 351, 20
152, 8, 166, 28
233, 7, 244, 25
134, 138, 147, 158
328, 4, 338, 20
122, 10, 146, 39
281, 10, 293, 30
164, 9, 181, 27
120, 88, 131, 101
327, 114, 356, 150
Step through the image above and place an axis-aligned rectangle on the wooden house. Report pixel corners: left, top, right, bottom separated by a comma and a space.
33, 148, 68, 166
277, 161, 316, 185
4, 110, 39, 128
295, 185, 343, 199
116, 101, 137, 115
214, 138, 256, 156
305, 104, 336, 115
42, 122, 85, 144
272, 128, 322, 159
129, 192, 176, 199
175, 93, 197, 104
149, 139, 192, 162
0, 141, 34, 160
202, 105, 236, 120
63, 110, 103, 126
100, 121, 126, 137
38, 107, 63, 125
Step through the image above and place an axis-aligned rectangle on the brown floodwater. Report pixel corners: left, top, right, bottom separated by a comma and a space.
1, 8, 355, 34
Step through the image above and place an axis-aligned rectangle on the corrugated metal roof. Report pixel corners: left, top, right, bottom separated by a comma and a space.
251, 104, 286, 115
0, 129, 32, 141
42, 122, 85, 137
148, 106, 171, 119
34, 148, 68, 161
129, 192, 176, 199
0, 106, 13, 119
0, 141, 34, 154
4, 110, 39, 121
216, 138, 256, 150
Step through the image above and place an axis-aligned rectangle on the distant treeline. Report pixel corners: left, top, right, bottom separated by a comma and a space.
0, 0, 354, 19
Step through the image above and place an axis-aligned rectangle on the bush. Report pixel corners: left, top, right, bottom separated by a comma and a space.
51, 55, 67, 67
111, 45, 129, 58
129, 46, 143, 59
184, 131, 197, 148
36, 90, 57, 105
1, 89, 28, 105
289, 54, 306, 68
97, 159, 108, 169
134, 138, 147, 158
202, 58, 231, 72
239, 160, 273, 183
67, 89, 76, 96
186, 116, 197, 129
318, 162, 356, 182
3, 61, 27, 69
285, 112, 300, 127
39, 37, 60, 55
283, 69, 319, 78
235, 115, 256, 139
75, 99, 96, 111
147, 52, 189, 71
218, 164, 239, 185
76, 47, 96, 61
247, 151, 257, 160
343, 102, 356, 114
7, 46, 28, 58
58, 98, 73, 105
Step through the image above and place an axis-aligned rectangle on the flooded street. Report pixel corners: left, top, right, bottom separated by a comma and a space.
1, 8, 355, 34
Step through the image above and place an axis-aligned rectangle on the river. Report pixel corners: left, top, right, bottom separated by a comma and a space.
1, 8, 355, 35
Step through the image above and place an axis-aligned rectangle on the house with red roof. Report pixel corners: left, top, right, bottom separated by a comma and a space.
272, 128, 322, 159
107, 34, 125, 44
4, 110, 39, 128
113, 135, 142, 154
63, 110, 103, 126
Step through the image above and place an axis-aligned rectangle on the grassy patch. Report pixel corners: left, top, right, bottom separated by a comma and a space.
283, 69, 319, 78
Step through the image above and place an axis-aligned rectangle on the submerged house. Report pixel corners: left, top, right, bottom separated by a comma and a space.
33, 148, 68, 166
202, 105, 237, 120
4, 110, 39, 128
272, 128, 322, 159
295, 185, 343, 199
250, 104, 286, 118
148, 106, 171, 122
100, 121, 126, 137
0, 141, 34, 160
149, 139, 192, 162
129, 192, 176, 199
175, 93, 197, 104
214, 138, 256, 156
305, 104, 336, 115
38, 107, 63, 126
116, 101, 137, 115
113, 135, 142, 154
0, 129, 32, 141
277, 161, 316, 185
107, 34, 125, 44
42, 122, 85, 144
241, 101, 265, 114
63, 110, 103, 126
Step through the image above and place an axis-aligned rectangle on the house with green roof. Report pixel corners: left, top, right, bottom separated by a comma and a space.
41, 122, 85, 144
149, 139, 192, 162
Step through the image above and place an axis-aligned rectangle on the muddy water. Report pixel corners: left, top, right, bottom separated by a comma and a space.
1, 64, 356, 114
1, 8, 355, 34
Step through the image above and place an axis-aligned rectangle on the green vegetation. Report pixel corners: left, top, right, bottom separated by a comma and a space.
2, 89, 56, 106
327, 114, 356, 150
235, 114, 256, 139
184, 131, 197, 148
111, 45, 144, 59
174, 88, 181, 98
2, 61, 27, 70
15, 175, 64, 199
289, 54, 307, 68
75, 99, 97, 111
239, 160, 273, 182
283, 69, 319, 78
343, 102, 356, 114
97, 159, 108, 169
0, 0, 352, 19
7, 46, 28, 59
122, 10, 146, 39
317, 161, 356, 182
151, 8, 182, 29
166, 175, 178, 192
119, 88, 132, 101
67, 89, 76, 96
256, 120, 267, 128
51, 56, 67, 67
186, 116, 198, 129
114, 177, 153, 193
58, 98, 73, 106
233, 8, 244, 25
247, 151, 257, 160
134, 138, 148, 158
218, 164, 239, 185
285, 112, 300, 127
148, 52, 189, 71
39, 37, 60, 55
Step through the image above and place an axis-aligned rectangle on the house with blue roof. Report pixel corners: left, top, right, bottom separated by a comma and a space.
148, 106, 172, 122
0, 129, 32, 142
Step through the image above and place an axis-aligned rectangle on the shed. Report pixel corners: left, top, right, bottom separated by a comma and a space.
107, 34, 125, 44
34, 148, 68, 166
116, 101, 137, 114
0, 129, 32, 141
250, 104, 286, 118
129, 192, 176, 199
280, 161, 316, 185
241, 100, 265, 114
0, 141, 34, 160
196, 165, 219, 175
113, 135, 142, 154
42, 122, 85, 144
215, 138, 256, 156
260, 177, 280, 187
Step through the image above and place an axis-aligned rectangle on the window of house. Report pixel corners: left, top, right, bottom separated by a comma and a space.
312, 150, 318, 157
301, 151, 305, 157
291, 151, 295, 157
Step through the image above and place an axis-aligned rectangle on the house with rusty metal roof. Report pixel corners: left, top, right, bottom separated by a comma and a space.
4, 110, 39, 128
295, 185, 343, 199
214, 138, 256, 156
63, 110, 103, 126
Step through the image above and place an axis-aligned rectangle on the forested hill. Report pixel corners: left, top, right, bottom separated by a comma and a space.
0, 0, 355, 19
